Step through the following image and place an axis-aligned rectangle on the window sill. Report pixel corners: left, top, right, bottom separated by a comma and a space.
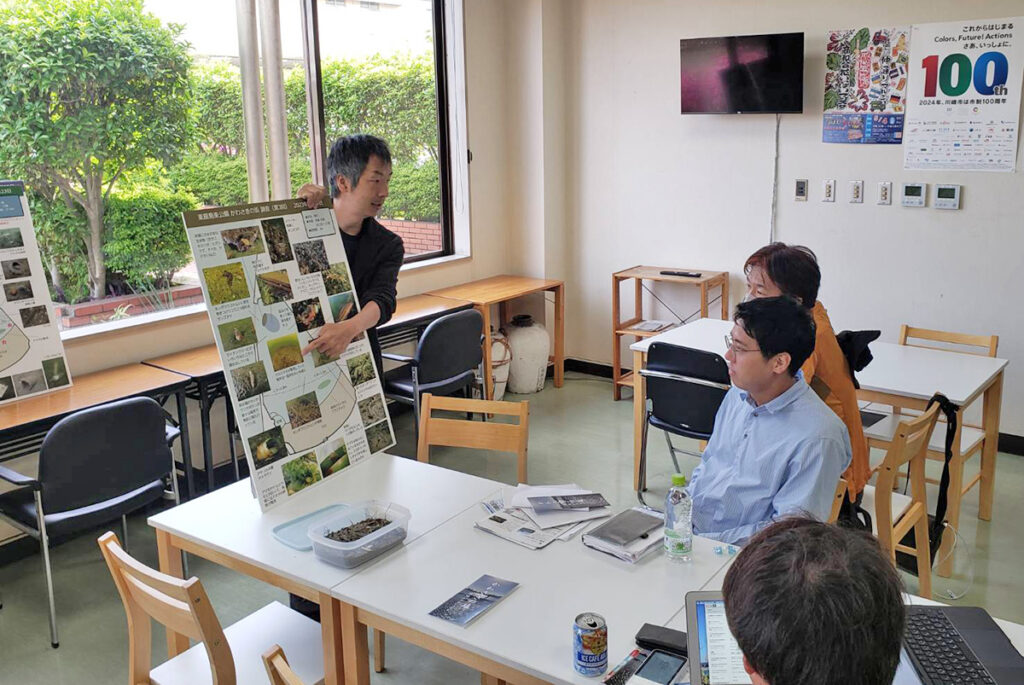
59, 302, 209, 343
400, 252, 470, 272
59, 253, 472, 343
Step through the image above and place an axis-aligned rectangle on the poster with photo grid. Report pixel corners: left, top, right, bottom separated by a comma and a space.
184, 198, 395, 511
0, 180, 72, 405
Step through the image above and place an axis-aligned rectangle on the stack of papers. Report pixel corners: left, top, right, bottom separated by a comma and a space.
475, 484, 612, 550
582, 507, 665, 563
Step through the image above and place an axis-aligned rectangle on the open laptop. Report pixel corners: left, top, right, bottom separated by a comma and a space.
684, 591, 1024, 685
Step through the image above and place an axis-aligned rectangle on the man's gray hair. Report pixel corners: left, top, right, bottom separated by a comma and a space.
327, 134, 392, 197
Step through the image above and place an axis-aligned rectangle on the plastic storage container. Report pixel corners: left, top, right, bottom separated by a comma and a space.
307, 500, 411, 568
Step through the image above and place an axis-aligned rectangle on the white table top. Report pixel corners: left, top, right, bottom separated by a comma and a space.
631, 318, 1008, 406
147, 454, 501, 594
630, 317, 730, 355
857, 342, 1007, 405
330, 504, 731, 685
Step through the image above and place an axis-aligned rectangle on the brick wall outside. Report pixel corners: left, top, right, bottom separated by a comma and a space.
56, 285, 205, 329
379, 219, 443, 256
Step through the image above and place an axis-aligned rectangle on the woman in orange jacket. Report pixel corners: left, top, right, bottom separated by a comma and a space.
743, 243, 870, 499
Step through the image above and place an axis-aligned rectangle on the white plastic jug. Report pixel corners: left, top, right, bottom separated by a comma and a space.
506, 315, 549, 394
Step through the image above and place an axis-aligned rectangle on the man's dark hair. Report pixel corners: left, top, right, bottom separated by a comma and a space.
326, 134, 392, 197
722, 518, 905, 685
734, 296, 815, 375
744, 242, 821, 309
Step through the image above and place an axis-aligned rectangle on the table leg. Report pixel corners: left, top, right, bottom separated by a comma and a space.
633, 349, 646, 491
499, 301, 509, 328
979, 373, 1003, 521
700, 283, 708, 319
481, 676, 507, 685
319, 593, 346, 685
225, 398, 239, 481
199, 380, 215, 493
481, 305, 494, 401
175, 390, 195, 499
155, 530, 190, 657
553, 284, 565, 388
340, 601, 371, 685
720, 276, 730, 319
937, 408, 966, 578
373, 629, 385, 673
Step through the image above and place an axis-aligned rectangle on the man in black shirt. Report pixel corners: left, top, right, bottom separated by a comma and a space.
293, 134, 403, 622
299, 134, 404, 372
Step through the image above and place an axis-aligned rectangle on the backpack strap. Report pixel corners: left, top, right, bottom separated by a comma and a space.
926, 393, 957, 547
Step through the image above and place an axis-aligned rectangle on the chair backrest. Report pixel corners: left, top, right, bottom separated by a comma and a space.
899, 324, 998, 357
39, 397, 172, 513
97, 531, 235, 685
828, 478, 848, 524
873, 403, 941, 556
415, 309, 484, 385
263, 645, 306, 685
416, 393, 529, 483
642, 342, 730, 440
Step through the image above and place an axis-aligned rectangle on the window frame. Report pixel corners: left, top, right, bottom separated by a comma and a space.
299, 0, 455, 264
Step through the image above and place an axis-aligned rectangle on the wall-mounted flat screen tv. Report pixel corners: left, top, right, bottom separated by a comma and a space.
680, 32, 804, 114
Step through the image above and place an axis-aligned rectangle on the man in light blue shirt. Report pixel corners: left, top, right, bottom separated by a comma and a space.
688, 296, 851, 545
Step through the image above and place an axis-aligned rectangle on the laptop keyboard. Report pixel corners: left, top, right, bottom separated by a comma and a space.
905, 610, 995, 685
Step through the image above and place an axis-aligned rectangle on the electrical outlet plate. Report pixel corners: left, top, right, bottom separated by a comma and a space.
849, 180, 864, 203
878, 181, 892, 205
822, 179, 836, 203
794, 179, 808, 201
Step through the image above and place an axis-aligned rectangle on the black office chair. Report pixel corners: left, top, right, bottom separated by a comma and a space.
0, 396, 178, 648
637, 342, 730, 509
382, 309, 484, 429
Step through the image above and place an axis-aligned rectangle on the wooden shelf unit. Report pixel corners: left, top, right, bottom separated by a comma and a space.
611, 266, 729, 400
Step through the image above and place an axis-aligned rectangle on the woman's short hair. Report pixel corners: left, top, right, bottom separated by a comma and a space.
744, 243, 821, 309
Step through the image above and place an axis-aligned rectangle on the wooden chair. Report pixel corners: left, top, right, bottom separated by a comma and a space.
262, 646, 306, 685
866, 403, 941, 599
97, 531, 325, 685
827, 478, 848, 524
865, 325, 997, 499
416, 393, 530, 484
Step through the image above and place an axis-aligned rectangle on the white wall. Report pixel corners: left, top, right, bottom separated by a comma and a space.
558, 0, 1024, 434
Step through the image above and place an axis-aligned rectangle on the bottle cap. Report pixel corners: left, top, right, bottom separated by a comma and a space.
671, 473, 687, 487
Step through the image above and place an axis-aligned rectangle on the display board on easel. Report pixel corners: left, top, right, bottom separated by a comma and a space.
184, 198, 395, 511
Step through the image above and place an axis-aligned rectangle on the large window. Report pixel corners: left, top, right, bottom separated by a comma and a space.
302, 0, 453, 262
0, 0, 454, 334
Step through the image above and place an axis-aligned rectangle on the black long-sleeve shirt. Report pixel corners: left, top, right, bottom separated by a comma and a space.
341, 217, 404, 372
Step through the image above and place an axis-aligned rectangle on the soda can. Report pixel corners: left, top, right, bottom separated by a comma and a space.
574, 612, 608, 676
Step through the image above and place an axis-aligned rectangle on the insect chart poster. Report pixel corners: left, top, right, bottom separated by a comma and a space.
0, 180, 72, 405
904, 17, 1023, 171
184, 199, 395, 511
823, 27, 910, 144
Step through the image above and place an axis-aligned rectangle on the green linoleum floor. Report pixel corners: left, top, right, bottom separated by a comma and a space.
1, 372, 1022, 683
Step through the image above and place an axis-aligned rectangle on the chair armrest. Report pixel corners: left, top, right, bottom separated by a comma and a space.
381, 352, 415, 364
0, 464, 40, 491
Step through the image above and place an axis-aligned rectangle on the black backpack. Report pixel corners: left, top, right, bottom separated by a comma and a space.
895, 393, 958, 574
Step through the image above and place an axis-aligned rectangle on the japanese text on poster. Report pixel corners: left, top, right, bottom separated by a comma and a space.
823, 27, 910, 144
184, 199, 395, 511
904, 17, 1023, 171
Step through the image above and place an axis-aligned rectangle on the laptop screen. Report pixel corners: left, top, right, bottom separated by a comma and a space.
692, 598, 752, 685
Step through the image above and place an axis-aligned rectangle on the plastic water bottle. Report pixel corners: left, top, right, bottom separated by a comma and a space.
664, 473, 692, 562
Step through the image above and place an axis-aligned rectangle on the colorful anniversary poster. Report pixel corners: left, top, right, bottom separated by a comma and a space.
183, 199, 395, 511
903, 18, 1023, 171
0, 181, 72, 405
823, 27, 910, 144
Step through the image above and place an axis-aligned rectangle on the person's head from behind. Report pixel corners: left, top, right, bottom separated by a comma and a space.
744, 243, 821, 309
327, 134, 393, 218
726, 297, 814, 397
722, 518, 905, 685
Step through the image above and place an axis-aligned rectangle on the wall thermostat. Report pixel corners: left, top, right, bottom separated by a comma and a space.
794, 179, 808, 201
902, 182, 927, 207
933, 184, 961, 210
